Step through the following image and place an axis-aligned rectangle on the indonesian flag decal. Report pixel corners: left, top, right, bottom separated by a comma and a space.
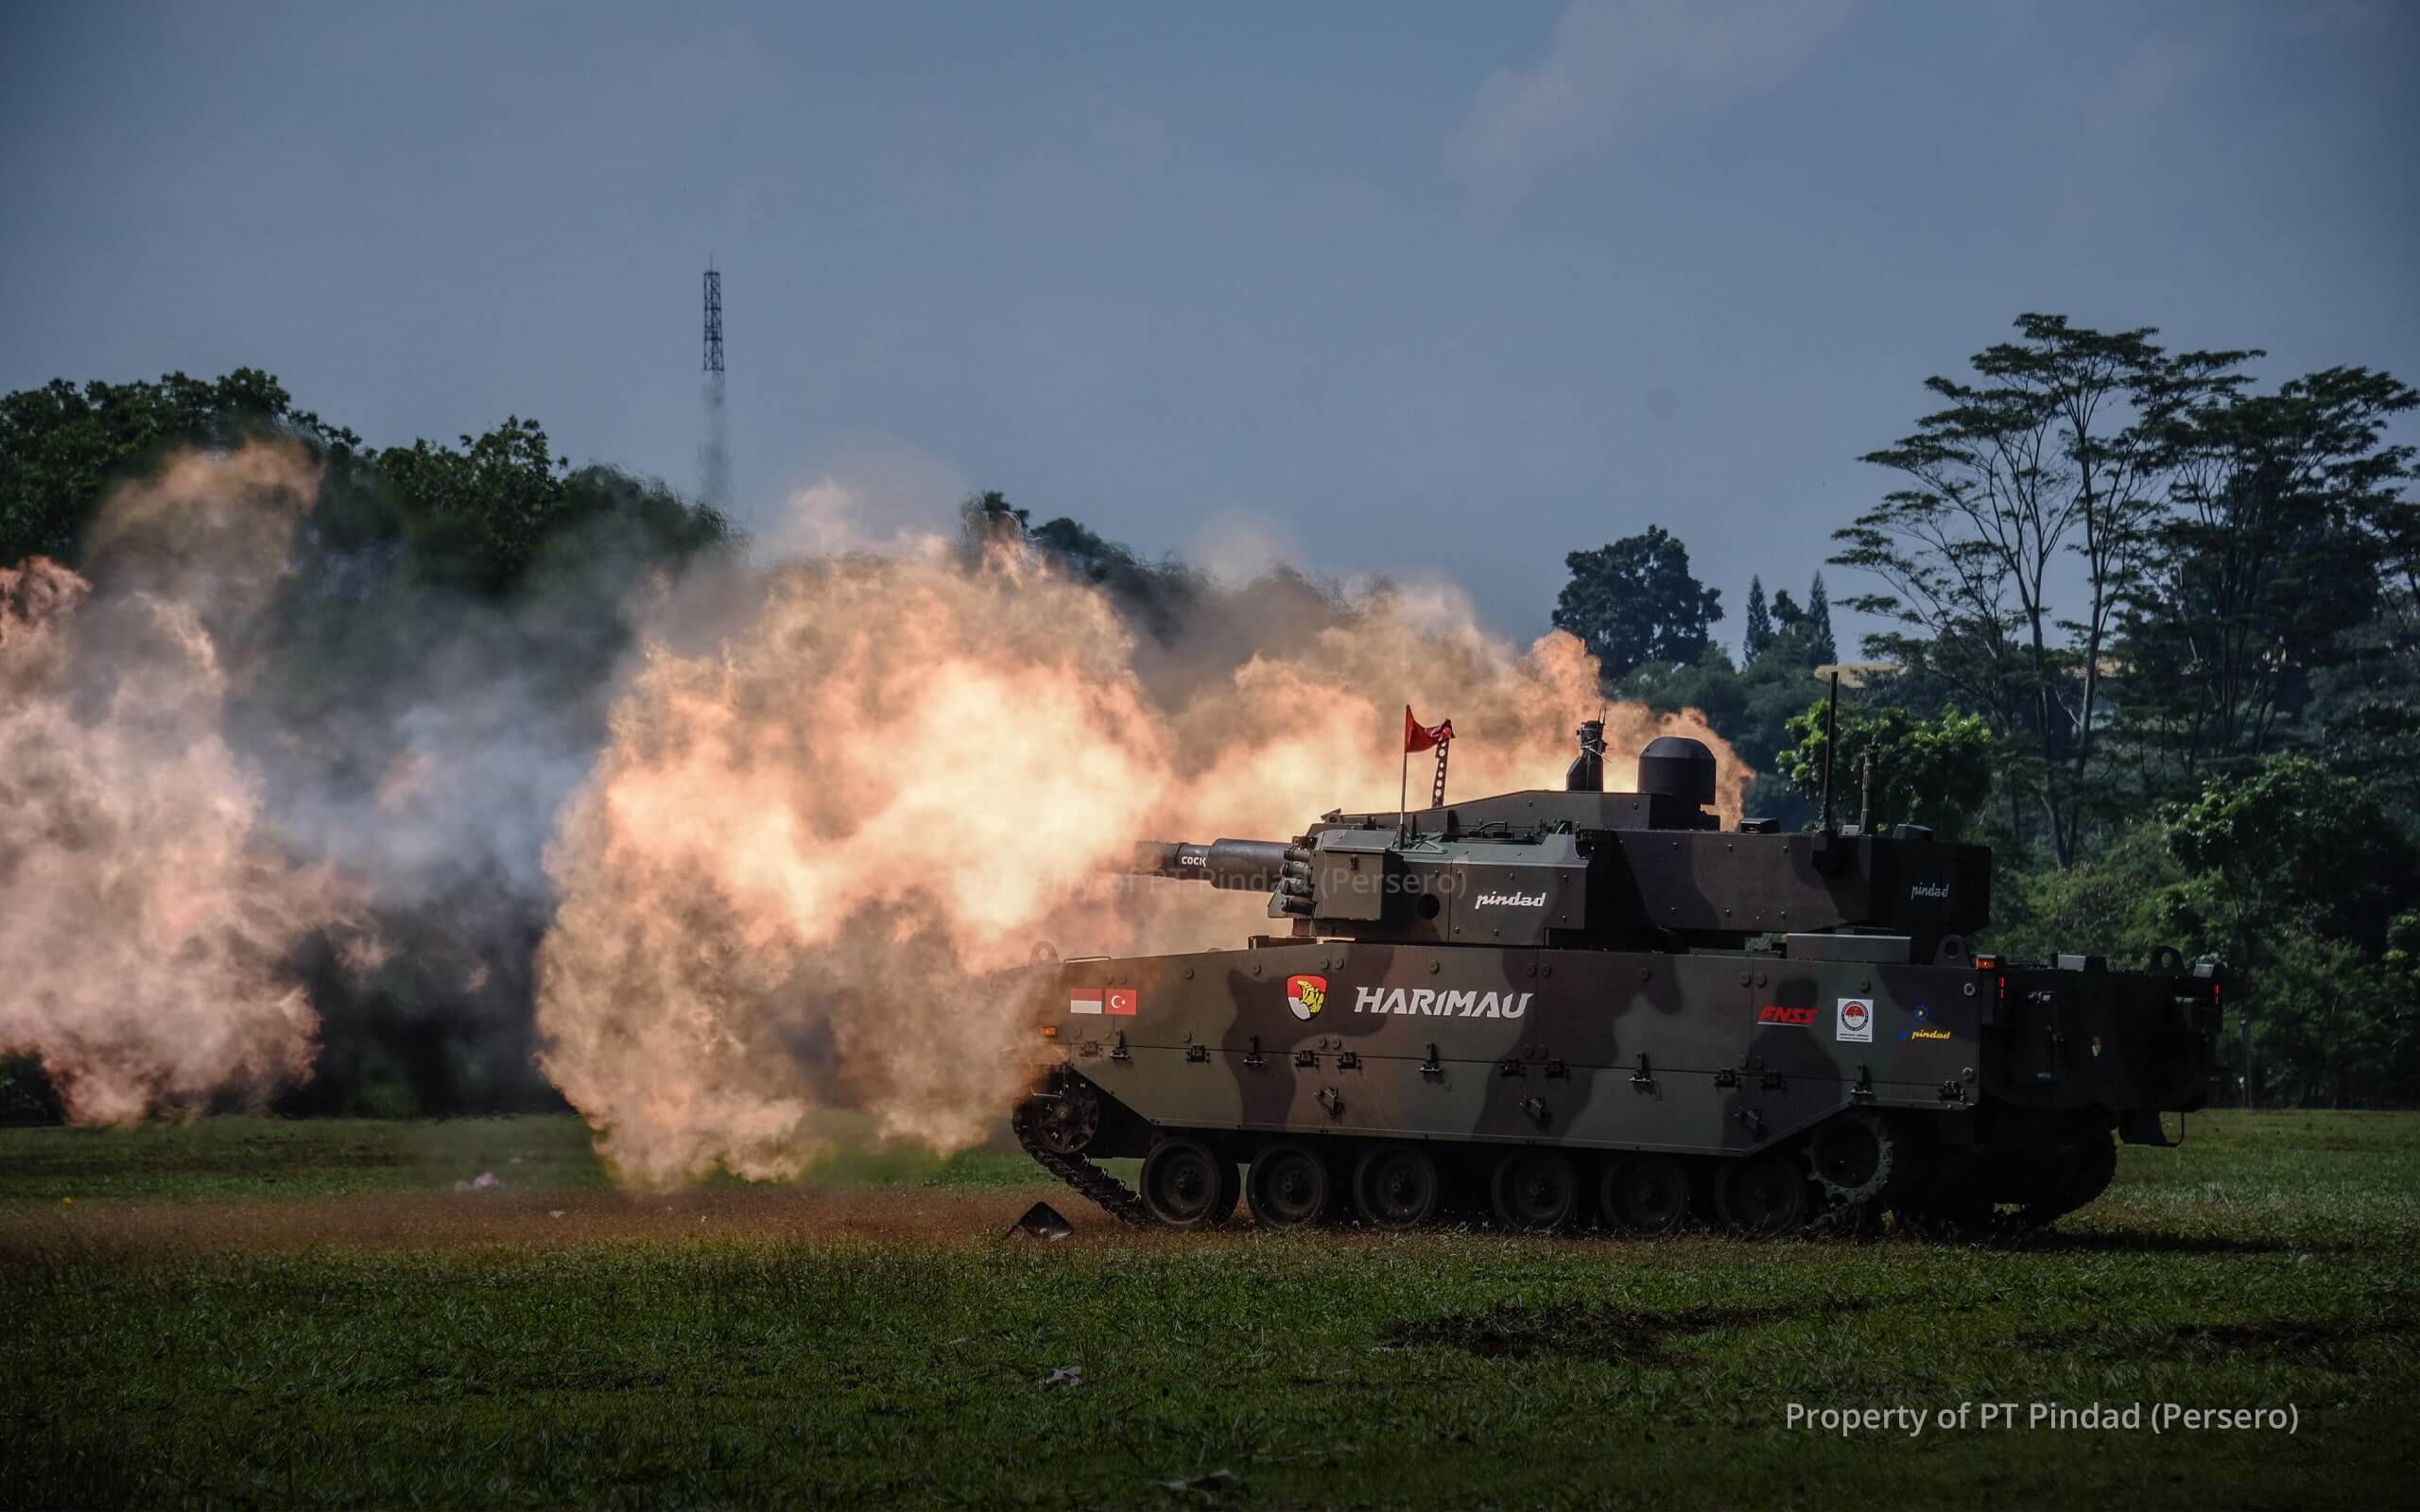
1068, 988, 1103, 1015
1404, 706, 1454, 753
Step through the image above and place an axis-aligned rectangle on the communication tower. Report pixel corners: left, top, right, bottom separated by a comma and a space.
700, 265, 729, 510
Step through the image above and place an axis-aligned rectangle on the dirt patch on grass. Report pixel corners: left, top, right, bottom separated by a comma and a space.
2012, 1314, 2420, 1371
0, 1184, 1093, 1257
1385, 1299, 1864, 1366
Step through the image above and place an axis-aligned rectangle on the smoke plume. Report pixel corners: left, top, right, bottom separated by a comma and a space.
0, 448, 358, 1122
1, 442, 1747, 1170
534, 523, 1748, 1187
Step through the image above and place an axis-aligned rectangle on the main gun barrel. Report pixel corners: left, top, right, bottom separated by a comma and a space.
1127, 838, 1295, 892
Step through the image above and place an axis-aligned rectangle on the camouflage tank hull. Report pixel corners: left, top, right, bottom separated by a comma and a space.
1018, 938, 2221, 1234
1013, 728, 2221, 1235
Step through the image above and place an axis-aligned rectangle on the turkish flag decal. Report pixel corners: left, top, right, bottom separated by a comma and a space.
1104, 987, 1139, 1016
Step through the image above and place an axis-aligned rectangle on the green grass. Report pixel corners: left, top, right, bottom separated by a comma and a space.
5, 1112, 2417, 1508
0, 1113, 1046, 1204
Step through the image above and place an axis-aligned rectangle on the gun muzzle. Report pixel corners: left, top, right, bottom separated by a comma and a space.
1126, 838, 1296, 892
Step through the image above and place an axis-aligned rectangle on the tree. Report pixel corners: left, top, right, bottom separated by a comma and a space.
1776, 699, 1995, 840
1757, 578, 1834, 669
964, 489, 1028, 538
2242, 935, 2412, 1109
0, 369, 356, 565
1743, 576, 1772, 662
1552, 526, 1723, 679
1992, 826, 2183, 967
959, 489, 1210, 640
2118, 367, 2417, 792
2166, 757, 2411, 962
1805, 572, 1837, 664
2309, 594, 2420, 822
1833, 314, 2254, 864
375, 418, 578, 594
2160, 757, 2419, 1105
1992, 775, 2420, 1108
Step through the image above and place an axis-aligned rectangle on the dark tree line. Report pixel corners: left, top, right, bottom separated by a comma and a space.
4, 316, 2412, 1116
1583, 315, 2418, 1106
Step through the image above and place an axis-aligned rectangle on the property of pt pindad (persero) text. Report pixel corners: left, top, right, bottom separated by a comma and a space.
1786, 1401, 2298, 1437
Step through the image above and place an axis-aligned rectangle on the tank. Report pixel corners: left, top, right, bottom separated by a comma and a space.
1011, 723, 2222, 1235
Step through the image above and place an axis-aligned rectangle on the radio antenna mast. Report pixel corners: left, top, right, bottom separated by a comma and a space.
700, 264, 729, 511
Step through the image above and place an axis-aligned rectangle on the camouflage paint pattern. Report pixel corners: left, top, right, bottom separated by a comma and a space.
1043, 942, 2216, 1160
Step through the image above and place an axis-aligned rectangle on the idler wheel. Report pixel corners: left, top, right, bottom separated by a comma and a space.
1599, 1154, 1691, 1234
1246, 1143, 1333, 1228
1352, 1144, 1441, 1228
1026, 1078, 1102, 1157
1490, 1149, 1580, 1231
1715, 1150, 1811, 1236
1141, 1138, 1238, 1228
1806, 1111, 1895, 1206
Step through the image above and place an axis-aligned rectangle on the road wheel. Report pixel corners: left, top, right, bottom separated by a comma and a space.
1490, 1149, 1580, 1231
1806, 1111, 1895, 1206
1247, 1143, 1333, 1228
1353, 1144, 1441, 1228
1025, 1077, 1102, 1157
1141, 1137, 1237, 1228
1599, 1154, 1691, 1234
1714, 1150, 1811, 1236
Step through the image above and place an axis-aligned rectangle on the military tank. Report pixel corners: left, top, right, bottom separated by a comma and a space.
1012, 719, 2221, 1235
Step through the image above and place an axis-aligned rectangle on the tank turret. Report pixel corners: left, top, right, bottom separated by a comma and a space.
1124, 725, 1992, 964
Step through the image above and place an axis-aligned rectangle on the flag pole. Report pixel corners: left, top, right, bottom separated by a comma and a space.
1399, 739, 1410, 843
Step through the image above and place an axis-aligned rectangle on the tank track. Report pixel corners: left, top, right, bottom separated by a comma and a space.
1010, 1097, 1154, 1228
1008, 1101, 2093, 1238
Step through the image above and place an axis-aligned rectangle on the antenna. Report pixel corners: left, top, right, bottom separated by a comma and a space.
700, 265, 729, 511
1818, 671, 1841, 833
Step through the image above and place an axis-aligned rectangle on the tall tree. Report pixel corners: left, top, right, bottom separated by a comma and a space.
1552, 526, 1723, 679
1805, 572, 1838, 664
1832, 314, 2253, 864
1757, 586, 1828, 668
2119, 367, 2417, 790
1742, 576, 1772, 662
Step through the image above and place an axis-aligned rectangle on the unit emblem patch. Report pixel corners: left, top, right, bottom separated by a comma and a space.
1286, 974, 1327, 1022
1836, 997, 1875, 1042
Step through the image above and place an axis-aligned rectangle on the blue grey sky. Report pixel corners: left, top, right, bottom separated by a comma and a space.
5, 1, 2412, 648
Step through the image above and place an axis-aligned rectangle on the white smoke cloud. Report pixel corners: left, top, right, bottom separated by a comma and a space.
0, 448, 359, 1122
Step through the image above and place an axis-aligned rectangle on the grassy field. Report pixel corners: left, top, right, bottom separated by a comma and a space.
4, 1112, 2416, 1508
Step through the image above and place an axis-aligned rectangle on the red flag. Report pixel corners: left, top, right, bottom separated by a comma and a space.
1404, 706, 1454, 753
